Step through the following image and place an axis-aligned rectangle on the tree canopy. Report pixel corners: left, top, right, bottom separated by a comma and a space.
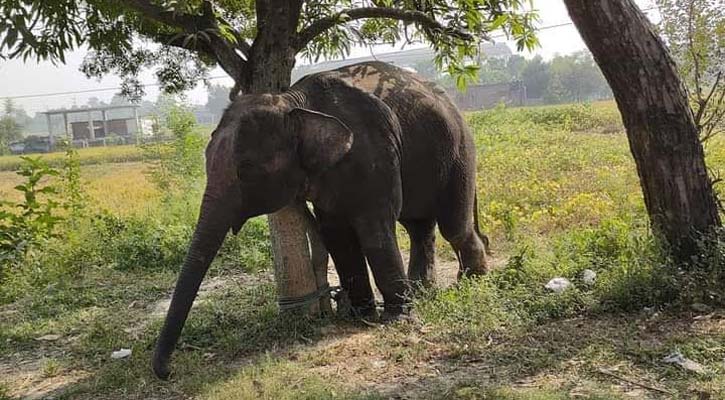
658, 0, 724, 140
0, 0, 538, 98
0, 99, 23, 154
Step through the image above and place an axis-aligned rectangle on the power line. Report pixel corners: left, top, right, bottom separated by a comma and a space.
0, 75, 230, 101
489, 6, 657, 40
0, 6, 658, 101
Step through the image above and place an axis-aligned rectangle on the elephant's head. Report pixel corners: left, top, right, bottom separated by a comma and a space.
152, 93, 353, 379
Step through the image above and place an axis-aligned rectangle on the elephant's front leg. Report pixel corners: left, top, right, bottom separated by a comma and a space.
352, 215, 409, 318
316, 208, 376, 317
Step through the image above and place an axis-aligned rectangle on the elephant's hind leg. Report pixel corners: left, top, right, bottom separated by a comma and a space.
437, 165, 489, 279
401, 218, 437, 287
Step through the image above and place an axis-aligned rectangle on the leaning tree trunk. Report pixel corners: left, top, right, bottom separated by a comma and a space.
237, 3, 331, 315
563, 0, 721, 260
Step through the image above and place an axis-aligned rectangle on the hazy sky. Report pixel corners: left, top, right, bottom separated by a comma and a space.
0, 0, 657, 115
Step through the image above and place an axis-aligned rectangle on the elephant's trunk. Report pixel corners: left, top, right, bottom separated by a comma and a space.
152, 191, 244, 380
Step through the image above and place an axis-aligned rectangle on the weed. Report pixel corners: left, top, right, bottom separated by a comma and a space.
41, 358, 62, 377
415, 277, 514, 348
58, 143, 88, 220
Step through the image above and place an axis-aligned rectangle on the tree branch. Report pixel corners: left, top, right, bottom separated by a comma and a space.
124, 0, 205, 30
149, 31, 215, 58
294, 7, 473, 51
123, 0, 248, 81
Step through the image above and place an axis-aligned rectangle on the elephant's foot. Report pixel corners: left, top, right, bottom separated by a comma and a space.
334, 289, 378, 319
351, 301, 378, 319
408, 271, 436, 290
457, 266, 489, 280
379, 303, 406, 322
454, 234, 490, 279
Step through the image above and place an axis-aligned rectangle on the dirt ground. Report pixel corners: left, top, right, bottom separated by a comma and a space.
3, 253, 723, 399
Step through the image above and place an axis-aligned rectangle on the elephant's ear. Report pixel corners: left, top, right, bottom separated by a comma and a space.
288, 108, 354, 172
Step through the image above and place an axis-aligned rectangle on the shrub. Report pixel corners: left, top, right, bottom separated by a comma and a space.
58, 144, 87, 219
91, 212, 192, 272
677, 228, 725, 306
216, 217, 273, 273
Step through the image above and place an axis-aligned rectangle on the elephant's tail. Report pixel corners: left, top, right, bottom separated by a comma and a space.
474, 193, 493, 256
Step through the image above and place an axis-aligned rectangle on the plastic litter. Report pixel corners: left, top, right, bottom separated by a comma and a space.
582, 269, 597, 285
662, 351, 706, 374
545, 277, 571, 293
111, 348, 132, 359
35, 334, 61, 341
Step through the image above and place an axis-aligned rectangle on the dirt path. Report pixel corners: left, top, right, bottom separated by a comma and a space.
326, 253, 509, 302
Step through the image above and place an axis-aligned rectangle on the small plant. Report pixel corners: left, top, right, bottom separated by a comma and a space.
0, 157, 62, 279
142, 100, 205, 203
42, 358, 62, 377
59, 143, 87, 219
0, 382, 12, 400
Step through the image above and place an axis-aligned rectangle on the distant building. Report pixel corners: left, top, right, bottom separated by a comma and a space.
40, 105, 142, 148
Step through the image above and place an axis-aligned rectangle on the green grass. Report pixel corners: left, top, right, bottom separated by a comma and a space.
1, 101, 724, 399
0, 144, 146, 171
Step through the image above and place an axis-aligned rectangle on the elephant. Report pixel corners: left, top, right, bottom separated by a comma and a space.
152, 61, 490, 379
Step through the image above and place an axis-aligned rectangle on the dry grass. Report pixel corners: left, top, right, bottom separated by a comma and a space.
0, 161, 158, 216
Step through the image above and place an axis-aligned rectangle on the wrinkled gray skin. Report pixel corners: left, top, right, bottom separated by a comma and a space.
152, 61, 489, 379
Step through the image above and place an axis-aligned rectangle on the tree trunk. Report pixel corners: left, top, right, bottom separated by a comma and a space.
563, 0, 721, 260
237, 2, 331, 315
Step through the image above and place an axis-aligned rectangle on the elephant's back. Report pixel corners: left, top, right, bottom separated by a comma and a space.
323, 61, 472, 220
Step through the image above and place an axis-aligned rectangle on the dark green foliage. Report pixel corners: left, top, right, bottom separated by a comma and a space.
1, 1, 538, 98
